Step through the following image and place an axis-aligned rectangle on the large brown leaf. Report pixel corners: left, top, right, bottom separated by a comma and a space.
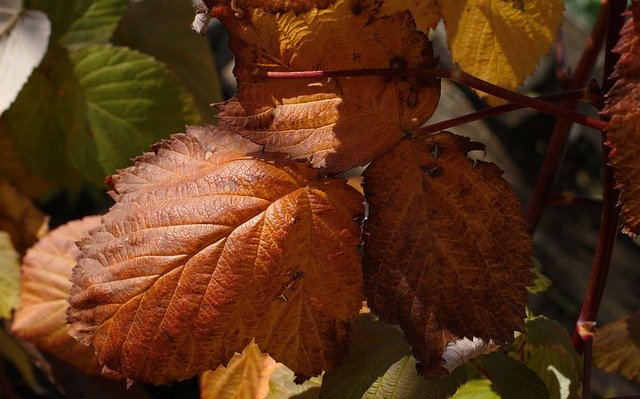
602, 2, 640, 236
67, 125, 364, 384
11, 216, 106, 376
362, 132, 532, 377
203, 0, 336, 14
214, 0, 440, 174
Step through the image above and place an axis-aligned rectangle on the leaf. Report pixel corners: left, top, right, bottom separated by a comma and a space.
67, 125, 364, 384
0, 328, 42, 393
513, 316, 581, 399
362, 132, 532, 377
24, 0, 93, 39
70, 44, 200, 178
375, 0, 441, 33
60, 0, 129, 50
214, 0, 440, 173
113, 0, 223, 122
0, 178, 48, 255
320, 314, 467, 399
440, 0, 564, 97
0, 4, 51, 115
475, 352, 550, 399
203, 0, 337, 14
602, 2, 640, 236
0, 231, 20, 319
11, 216, 107, 376
528, 259, 552, 295
266, 365, 322, 398
593, 310, 640, 383
451, 379, 499, 399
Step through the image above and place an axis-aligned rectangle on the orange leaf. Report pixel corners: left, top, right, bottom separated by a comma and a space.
67, 126, 364, 384
602, 2, 640, 236
214, 0, 440, 173
375, 0, 441, 33
204, 0, 336, 14
593, 310, 640, 383
362, 132, 532, 377
0, 178, 48, 255
11, 216, 107, 376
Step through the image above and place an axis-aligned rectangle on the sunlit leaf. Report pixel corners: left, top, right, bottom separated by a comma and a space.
451, 379, 498, 399
214, 0, 440, 173
362, 132, 532, 377
12, 216, 107, 376
593, 310, 640, 383
203, 0, 337, 14
60, 0, 129, 50
0, 178, 47, 255
68, 125, 364, 384
266, 365, 322, 398
441, 0, 564, 98
375, 0, 441, 33
0, 231, 20, 319
602, 2, 640, 236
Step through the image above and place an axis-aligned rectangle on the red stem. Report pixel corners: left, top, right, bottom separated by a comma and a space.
525, 0, 610, 233
571, 1, 626, 355
578, 322, 596, 399
257, 68, 607, 131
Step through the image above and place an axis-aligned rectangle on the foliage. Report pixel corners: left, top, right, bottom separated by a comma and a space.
1, 0, 640, 398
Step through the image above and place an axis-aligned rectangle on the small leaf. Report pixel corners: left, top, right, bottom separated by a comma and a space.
0, 5, 51, 115
475, 353, 550, 399
11, 216, 107, 376
528, 259, 552, 295
441, 0, 564, 97
451, 379, 499, 399
593, 310, 640, 383
113, 0, 223, 122
601, 2, 640, 236
0, 178, 48, 255
60, 0, 129, 50
320, 314, 467, 399
214, 0, 440, 173
362, 132, 532, 377
0, 328, 42, 393
70, 44, 200, 177
0, 231, 20, 319
267, 365, 322, 398
68, 125, 364, 384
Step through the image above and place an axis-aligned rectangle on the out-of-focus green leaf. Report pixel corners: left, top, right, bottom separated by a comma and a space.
593, 310, 640, 383
0, 231, 20, 319
60, 0, 129, 50
23, 0, 93, 39
70, 44, 199, 177
320, 314, 467, 399
528, 259, 552, 295
113, 0, 223, 122
475, 352, 550, 399
0, 329, 42, 393
451, 379, 499, 399
4, 44, 86, 188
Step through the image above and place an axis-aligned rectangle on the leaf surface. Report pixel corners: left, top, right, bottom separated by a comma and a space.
12, 216, 106, 376
205, 0, 337, 14
362, 132, 532, 377
440, 0, 563, 96
60, 0, 129, 49
0, 6, 51, 115
68, 126, 364, 384
375, 0, 441, 33
0, 178, 47, 255
593, 310, 640, 383
602, 2, 640, 236
475, 353, 549, 399
0, 231, 20, 319
214, 0, 440, 173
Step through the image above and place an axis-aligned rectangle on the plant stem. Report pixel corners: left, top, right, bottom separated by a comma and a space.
524, 1, 610, 233
256, 68, 607, 131
577, 322, 596, 399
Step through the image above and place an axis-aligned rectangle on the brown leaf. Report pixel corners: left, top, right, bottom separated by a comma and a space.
602, 2, 640, 236
593, 310, 640, 383
67, 125, 364, 384
0, 178, 48, 255
375, 0, 441, 33
362, 132, 532, 377
11, 216, 106, 376
203, 0, 336, 14
214, 0, 440, 173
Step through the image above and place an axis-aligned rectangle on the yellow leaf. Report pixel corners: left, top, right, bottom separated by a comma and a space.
0, 231, 20, 319
441, 0, 564, 97
376, 0, 441, 33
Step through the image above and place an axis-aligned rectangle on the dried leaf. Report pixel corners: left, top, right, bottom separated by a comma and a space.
593, 310, 640, 383
0, 231, 20, 319
68, 125, 364, 384
602, 2, 640, 236
362, 132, 532, 377
204, 0, 336, 14
214, 0, 440, 173
12, 216, 106, 376
0, 178, 47, 255
441, 0, 564, 97
375, 0, 441, 33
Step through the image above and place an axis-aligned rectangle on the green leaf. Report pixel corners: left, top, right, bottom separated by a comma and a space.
60, 0, 129, 50
4, 44, 86, 188
0, 231, 20, 319
69, 44, 200, 176
475, 352, 550, 399
266, 367, 322, 399
593, 310, 640, 383
0, 329, 42, 393
113, 0, 223, 122
320, 314, 467, 399
528, 259, 552, 295
23, 0, 93, 39
451, 379, 499, 399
